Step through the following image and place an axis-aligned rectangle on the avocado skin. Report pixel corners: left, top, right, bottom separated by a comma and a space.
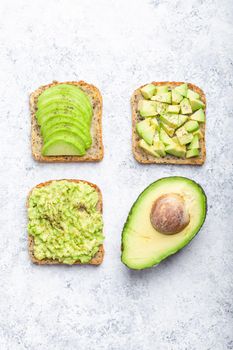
121, 176, 207, 270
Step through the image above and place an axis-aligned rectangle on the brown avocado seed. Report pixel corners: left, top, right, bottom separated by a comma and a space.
150, 193, 190, 235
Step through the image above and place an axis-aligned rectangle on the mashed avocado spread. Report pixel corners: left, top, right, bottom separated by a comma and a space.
28, 180, 104, 264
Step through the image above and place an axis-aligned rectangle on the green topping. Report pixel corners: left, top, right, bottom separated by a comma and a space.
28, 181, 104, 264
136, 83, 205, 159
186, 148, 199, 158
141, 84, 156, 99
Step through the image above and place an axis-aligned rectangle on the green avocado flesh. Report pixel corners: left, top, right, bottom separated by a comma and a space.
136, 83, 205, 159
121, 177, 207, 270
28, 180, 104, 264
36, 84, 93, 156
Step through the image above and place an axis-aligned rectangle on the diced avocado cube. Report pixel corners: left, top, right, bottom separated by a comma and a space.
167, 105, 180, 114
176, 126, 193, 145
160, 114, 179, 128
153, 130, 160, 143
189, 99, 205, 111
174, 83, 188, 97
150, 118, 159, 130
184, 120, 199, 132
190, 108, 205, 122
178, 114, 188, 127
136, 120, 155, 145
156, 86, 169, 94
193, 128, 204, 139
188, 135, 199, 149
165, 144, 186, 158
152, 92, 172, 104
141, 84, 156, 99
139, 139, 160, 158
159, 128, 174, 145
187, 89, 200, 100
186, 148, 199, 158
160, 122, 175, 137
153, 102, 168, 115
172, 90, 183, 104
153, 141, 166, 157
171, 136, 180, 144
180, 98, 192, 114
138, 100, 158, 117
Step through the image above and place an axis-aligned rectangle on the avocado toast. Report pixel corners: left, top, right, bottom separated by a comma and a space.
30, 81, 103, 162
27, 179, 104, 265
132, 82, 206, 165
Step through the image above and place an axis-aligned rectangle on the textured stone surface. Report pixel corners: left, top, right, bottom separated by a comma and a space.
0, 0, 232, 349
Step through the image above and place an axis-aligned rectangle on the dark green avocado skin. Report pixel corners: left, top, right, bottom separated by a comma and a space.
121, 176, 207, 270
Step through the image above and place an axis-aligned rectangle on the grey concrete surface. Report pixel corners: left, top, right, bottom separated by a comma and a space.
0, 0, 232, 349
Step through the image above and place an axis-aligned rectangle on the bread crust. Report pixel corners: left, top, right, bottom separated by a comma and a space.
30, 81, 104, 162
27, 179, 104, 265
132, 81, 206, 165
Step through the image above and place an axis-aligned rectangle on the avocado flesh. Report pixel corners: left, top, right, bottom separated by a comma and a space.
140, 84, 156, 99
36, 100, 92, 125
40, 116, 90, 138
186, 148, 199, 158
43, 124, 91, 149
38, 110, 89, 129
42, 131, 86, 156
38, 85, 92, 115
121, 177, 207, 270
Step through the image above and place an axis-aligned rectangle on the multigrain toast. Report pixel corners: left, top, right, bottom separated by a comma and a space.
27, 179, 104, 265
132, 82, 206, 165
30, 81, 104, 162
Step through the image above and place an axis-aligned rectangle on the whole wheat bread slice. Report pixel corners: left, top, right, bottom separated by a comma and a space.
30, 81, 104, 162
27, 179, 104, 265
132, 81, 206, 165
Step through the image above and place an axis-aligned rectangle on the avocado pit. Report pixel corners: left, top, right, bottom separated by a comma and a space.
150, 193, 190, 235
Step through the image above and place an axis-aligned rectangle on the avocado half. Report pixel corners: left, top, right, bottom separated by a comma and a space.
121, 176, 207, 270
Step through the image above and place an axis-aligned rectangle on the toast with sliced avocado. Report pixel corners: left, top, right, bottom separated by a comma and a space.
27, 179, 104, 265
30, 81, 103, 162
132, 82, 206, 165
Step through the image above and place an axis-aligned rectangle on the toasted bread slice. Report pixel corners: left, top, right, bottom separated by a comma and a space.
132, 81, 206, 165
27, 179, 104, 265
30, 81, 104, 162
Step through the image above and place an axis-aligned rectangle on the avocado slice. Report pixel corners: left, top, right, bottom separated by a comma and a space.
36, 104, 91, 126
160, 114, 179, 128
38, 110, 90, 129
174, 83, 188, 97
43, 124, 91, 149
184, 120, 199, 132
167, 105, 180, 114
165, 143, 186, 158
42, 131, 86, 156
152, 92, 172, 104
189, 99, 205, 111
153, 141, 166, 157
40, 115, 90, 137
186, 148, 199, 158
188, 135, 199, 149
180, 98, 192, 114
121, 177, 207, 269
190, 109, 205, 122
136, 120, 155, 145
187, 89, 200, 100
138, 139, 160, 157
138, 100, 157, 117
38, 84, 93, 115
140, 84, 156, 99
172, 90, 183, 104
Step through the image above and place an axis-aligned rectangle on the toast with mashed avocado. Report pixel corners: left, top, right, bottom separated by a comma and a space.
30, 81, 103, 162
132, 82, 206, 165
27, 179, 104, 265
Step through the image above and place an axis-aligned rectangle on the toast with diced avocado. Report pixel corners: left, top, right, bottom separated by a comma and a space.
132, 82, 206, 165
27, 179, 104, 265
30, 81, 104, 162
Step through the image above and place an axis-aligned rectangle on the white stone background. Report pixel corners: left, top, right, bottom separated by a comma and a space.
0, 0, 232, 349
